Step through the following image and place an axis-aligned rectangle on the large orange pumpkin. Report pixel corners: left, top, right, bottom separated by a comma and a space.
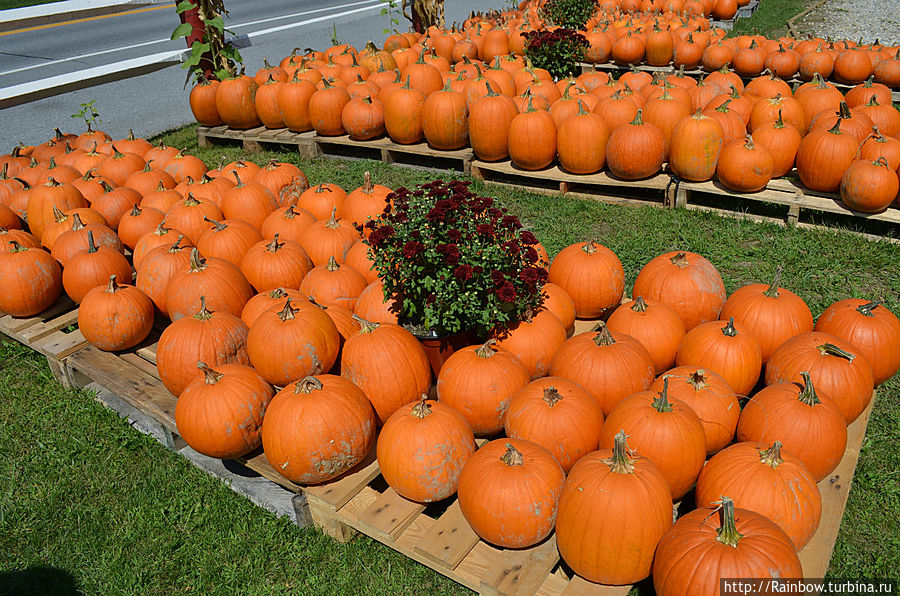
815, 298, 900, 385
676, 317, 763, 397
632, 250, 726, 330
549, 322, 655, 415
607, 296, 686, 375
695, 441, 822, 549
766, 331, 875, 423
377, 397, 476, 502
262, 375, 376, 484
548, 240, 625, 319
165, 248, 254, 321
457, 439, 565, 548
504, 377, 604, 473
78, 275, 154, 351
175, 362, 273, 459
737, 372, 847, 481
494, 308, 567, 380
556, 430, 673, 585
653, 497, 802, 596
155, 297, 251, 396
0, 242, 62, 316
341, 319, 431, 424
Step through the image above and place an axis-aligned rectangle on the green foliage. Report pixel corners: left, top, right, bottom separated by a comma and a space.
380, 0, 401, 35
171, 0, 243, 83
541, 0, 596, 30
523, 28, 588, 80
70, 99, 101, 130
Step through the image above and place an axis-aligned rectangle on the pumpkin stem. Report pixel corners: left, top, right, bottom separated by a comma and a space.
837, 101, 852, 119
362, 171, 374, 194
759, 441, 784, 468
475, 339, 498, 358
184, 193, 201, 207
203, 216, 227, 232
605, 430, 636, 474
325, 255, 340, 272
411, 395, 432, 419
128, 204, 142, 217
85, 229, 98, 253
797, 371, 821, 406
743, 134, 755, 150
670, 251, 688, 268
652, 377, 673, 412
325, 207, 340, 229
542, 387, 563, 407
499, 443, 524, 467
817, 342, 856, 362
631, 296, 649, 312
277, 298, 298, 321
232, 170, 243, 187
193, 296, 213, 321
52, 205, 67, 222
828, 117, 844, 135
168, 235, 186, 252
197, 361, 224, 385
856, 300, 880, 316
266, 234, 284, 252
714, 497, 744, 547
351, 313, 379, 333
592, 321, 616, 346
6, 240, 28, 253
581, 240, 597, 254
268, 287, 288, 299
104, 274, 120, 293
294, 376, 324, 394
188, 247, 206, 272
686, 368, 709, 389
721, 317, 738, 337
629, 109, 644, 126
763, 265, 783, 298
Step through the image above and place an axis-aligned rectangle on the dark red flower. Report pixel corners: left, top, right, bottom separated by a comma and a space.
491, 270, 506, 286
502, 240, 521, 254
477, 223, 495, 238
447, 228, 462, 241
369, 224, 394, 246
523, 246, 539, 262
497, 282, 517, 303
519, 230, 538, 245
402, 241, 423, 259
454, 264, 473, 281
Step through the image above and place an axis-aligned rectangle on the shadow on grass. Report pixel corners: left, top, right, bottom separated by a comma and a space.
0, 566, 81, 596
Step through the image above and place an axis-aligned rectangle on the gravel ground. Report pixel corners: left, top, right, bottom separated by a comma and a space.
795, 0, 900, 45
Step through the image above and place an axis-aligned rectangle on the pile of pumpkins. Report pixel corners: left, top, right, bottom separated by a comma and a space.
191, 28, 900, 213
2, 126, 899, 590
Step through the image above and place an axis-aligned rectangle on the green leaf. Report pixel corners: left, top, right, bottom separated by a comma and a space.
171, 22, 193, 40
207, 16, 224, 33
175, 0, 196, 14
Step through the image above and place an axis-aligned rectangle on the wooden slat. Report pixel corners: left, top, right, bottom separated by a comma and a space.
480, 538, 561, 596
559, 577, 631, 596
354, 487, 425, 542
304, 447, 381, 511
798, 391, 877, 577
237, 449, 303, 494
18, 309, 78, 344
33, 328, 88, 359
472, 161, 670, 191
65, 346, 178, 430
0, 296, 75, 337
119, 352, 161, 379
413, 500, 481, 570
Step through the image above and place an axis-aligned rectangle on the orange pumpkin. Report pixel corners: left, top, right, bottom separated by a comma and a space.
815, 298, 900, 385
548, 240, 625, 319
377, 397, 476, 502
0, 242, 62, 316
607, 297, 686, 375
457, 439, 565, 548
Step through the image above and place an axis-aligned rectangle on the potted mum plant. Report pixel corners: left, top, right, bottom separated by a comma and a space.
365, 179, 547, 371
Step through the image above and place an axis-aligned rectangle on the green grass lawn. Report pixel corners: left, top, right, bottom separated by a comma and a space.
1, 125, 898, 594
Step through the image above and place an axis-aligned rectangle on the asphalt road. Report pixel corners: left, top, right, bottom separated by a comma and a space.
0, 0, 484, 149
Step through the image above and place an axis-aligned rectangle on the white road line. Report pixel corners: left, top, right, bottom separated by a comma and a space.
0, 0, 379, 78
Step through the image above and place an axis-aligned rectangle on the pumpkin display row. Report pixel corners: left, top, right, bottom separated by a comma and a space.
192, 38, 900, 213
2, 128, 898, 592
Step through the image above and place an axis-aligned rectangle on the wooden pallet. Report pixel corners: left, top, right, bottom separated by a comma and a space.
197, 126, 474, 174
0, 306, 880, 594
470, 159, 900, 240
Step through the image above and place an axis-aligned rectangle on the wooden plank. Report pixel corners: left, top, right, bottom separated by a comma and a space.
119, 351, 161, 379
480, 538, 560, 596
573, 319, 601, 335
413, 500, 481, 570
32, 328, 87, 359
304, 447, 381, 510
471, 160, 670, 191
65, 346, 178, 430
798, 392, 877, 577
560, 577, 631, 596
237, 450, 303, 494
18, 309, 78, 344
0, 296, 75, 337
354, 487, 426, 542
535, 573, 570, 596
